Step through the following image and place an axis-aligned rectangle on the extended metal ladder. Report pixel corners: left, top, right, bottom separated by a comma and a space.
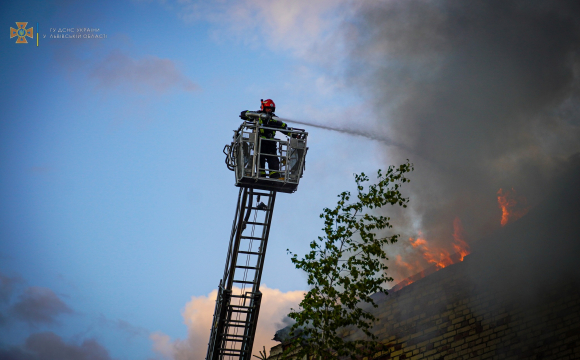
206, 187, 277, 360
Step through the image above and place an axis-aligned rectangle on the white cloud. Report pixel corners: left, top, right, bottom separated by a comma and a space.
151, 285, 304, 360
158, 0, 351, 59
150, 332, 176, 359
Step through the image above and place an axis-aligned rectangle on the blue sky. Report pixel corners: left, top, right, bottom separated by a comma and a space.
3, 1, 579, 359
1, 1, 386, 359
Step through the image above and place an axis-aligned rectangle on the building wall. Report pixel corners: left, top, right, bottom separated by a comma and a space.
349, 258, 580, 360
270, 257, 580, 360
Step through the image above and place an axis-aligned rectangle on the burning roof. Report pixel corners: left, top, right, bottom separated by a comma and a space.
391, 157, 580, 292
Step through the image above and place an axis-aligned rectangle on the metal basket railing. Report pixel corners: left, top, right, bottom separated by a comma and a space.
224, 119, 308, 193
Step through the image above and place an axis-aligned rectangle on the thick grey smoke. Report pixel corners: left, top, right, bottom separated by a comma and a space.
340, 0, 580, 265
465, 158, 580, 300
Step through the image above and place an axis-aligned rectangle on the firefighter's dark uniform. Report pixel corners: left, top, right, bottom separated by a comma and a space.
256, 112, 289, 179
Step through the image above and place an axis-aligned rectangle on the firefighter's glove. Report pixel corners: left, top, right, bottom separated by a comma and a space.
239, 110, 249, 120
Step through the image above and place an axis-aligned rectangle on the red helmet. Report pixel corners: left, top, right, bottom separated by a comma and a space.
260, 99, 276, 112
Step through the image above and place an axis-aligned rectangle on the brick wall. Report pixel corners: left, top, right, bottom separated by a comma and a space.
344, 258, 580, 360
270, 257, 580, 360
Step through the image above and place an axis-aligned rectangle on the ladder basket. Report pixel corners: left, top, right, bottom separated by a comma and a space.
224, 121, 308, 194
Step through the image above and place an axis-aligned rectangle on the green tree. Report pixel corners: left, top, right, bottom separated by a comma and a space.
283, 162, 413, 360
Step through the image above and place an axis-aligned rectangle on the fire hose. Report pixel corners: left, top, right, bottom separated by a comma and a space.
223, 141, 238, 171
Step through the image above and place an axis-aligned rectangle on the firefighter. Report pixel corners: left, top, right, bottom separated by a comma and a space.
239, 99, 290, 179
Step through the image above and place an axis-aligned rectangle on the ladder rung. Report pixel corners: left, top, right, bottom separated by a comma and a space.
220, 352, 246, 356
220, 351, 248, 355
219, 348, 245, 353
230, 305, 252, 309
249, 206, 270, 211
249, 192, 273, 197
226, 319, 250, 324
230, 309, 250, 313
226, 321, 250, 326
232, 280, 255, 284
223, 338, 244, 342
224, 323, 248, 328
240, 236, 264, 240
221, 353, 248, 357
229, 293, 258, 298
236, 265, 258, 270
238, 251, 260, 255
224, 334, 251, 339
246, 221, 266, 226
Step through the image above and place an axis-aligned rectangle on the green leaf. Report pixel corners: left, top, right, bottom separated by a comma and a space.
280, 161, 413, 360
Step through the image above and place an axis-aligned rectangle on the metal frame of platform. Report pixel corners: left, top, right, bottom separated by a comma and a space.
225, 120, 308, 194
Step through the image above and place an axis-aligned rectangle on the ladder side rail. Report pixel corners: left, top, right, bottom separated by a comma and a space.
229, 191, 275, 360
240, 292, 263, 360
205, 285, 221, 360
217, 289, 234, 360
221, 296, 241, 358
223, 190, 256, 355
206, 286, 232, 360
251, 191, 276, 293
221, 188, 244, 284
223, 188, 248, 290
208, 188, 248, 360
225, 187, 250, 290
221, 189, 256, 358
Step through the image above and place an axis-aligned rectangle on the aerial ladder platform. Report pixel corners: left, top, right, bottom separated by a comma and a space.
206, 113, 308, 360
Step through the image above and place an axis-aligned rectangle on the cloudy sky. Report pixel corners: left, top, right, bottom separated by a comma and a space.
2, 1, 579, 360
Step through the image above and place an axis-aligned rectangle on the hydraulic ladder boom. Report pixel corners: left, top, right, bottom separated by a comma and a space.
207, 117, 308, 360
206, 187, 276, 360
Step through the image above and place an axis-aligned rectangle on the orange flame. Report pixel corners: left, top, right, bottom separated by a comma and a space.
497, 188, 530, 226
410, 233, 453, 269
392, 218, 471, 291
395, 254, 423, 276
452, 217, 470, 261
